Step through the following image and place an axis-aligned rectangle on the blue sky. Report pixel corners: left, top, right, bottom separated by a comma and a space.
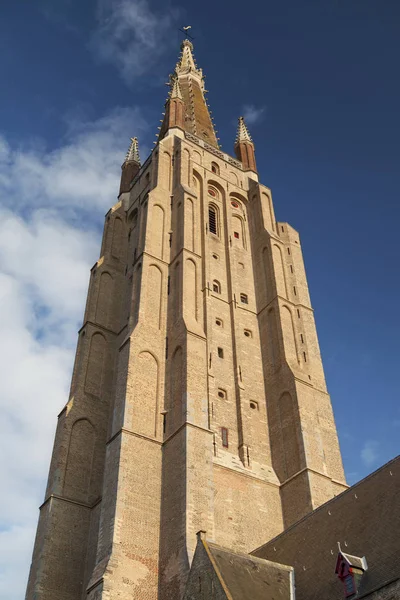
0, 0, 399, 597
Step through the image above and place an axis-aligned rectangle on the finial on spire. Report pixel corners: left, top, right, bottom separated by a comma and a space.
120, 137, 141, 194
124, 137, 140, 165
235, 116, 253, 144
176, 39, 203, 81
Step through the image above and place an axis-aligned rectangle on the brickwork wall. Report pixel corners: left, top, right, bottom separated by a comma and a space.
27, 122, 347, 600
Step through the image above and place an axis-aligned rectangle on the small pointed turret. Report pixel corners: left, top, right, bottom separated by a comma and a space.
170, 76, 183, 100
234, 116, 257, 172
235, 116, 253, 144
125, 137, 141, 164
119, 137, 141, 195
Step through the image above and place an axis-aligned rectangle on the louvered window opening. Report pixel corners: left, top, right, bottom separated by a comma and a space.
209, 206, 217, 235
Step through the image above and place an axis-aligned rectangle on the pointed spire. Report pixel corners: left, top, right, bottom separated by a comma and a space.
176, 39, 203, 82
120, 137, 141, 195
170, 76, 183, 100
124, 137, 140, 165
234, 117, 257, 172
235, 116, 253, 144
157, 39, 219, 147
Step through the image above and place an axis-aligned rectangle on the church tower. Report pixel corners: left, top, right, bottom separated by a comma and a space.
26, 39, 347, 600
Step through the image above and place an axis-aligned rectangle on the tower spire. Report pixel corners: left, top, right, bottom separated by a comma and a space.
158, 39, 219, 147
119, 136, 141, 194
234, 116, 257, 172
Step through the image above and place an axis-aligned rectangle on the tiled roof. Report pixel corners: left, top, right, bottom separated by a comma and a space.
207, 542, 293, 600
252, 456, 400, 599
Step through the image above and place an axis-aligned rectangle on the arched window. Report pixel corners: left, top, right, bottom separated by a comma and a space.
128, 208, 138, 228
240, 293, 248, 304
211, 162, 220, 175
209, 204, 218, 235
213, 280, 221, 294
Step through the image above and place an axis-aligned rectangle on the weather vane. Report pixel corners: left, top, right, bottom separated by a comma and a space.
178, 25, 194, 40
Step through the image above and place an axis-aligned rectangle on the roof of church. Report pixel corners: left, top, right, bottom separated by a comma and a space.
252, 456, 400, 600
207, 541, 293, 600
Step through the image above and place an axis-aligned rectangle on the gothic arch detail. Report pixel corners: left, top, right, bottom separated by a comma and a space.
149, 204, 165, 260
111, 216, 124, 260
132, 351, 159, 438
272, 244, 288, 298
262, 192, 276, 232
281, 305, 298, 367
185, 198, 195, 252
163, 151, 172, 190
85, 332, 107, 397
183, 148, 191, 185
229, 171, 239, 185
146, 264, 163, 329
63, 418, 96, 502
185, 258, 198, 321
232, 214, 246, 249
95, 271, 114, 328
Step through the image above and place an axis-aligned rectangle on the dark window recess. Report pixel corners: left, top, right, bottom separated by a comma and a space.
213, 281, 221, 294
244, 329, 251, 337
234, 231, 240, 239
218, 389, 226, 399
211, 163, 219, 174
165, 337, 168, 359
300, 334, 304, 343
297, 309, 301, 318
209, 206, 217, 234
162, 413, 166, 434
240, 293, 248, 304
281, 225, 284, 232
218, 347, 224, 358
167, 276, 170, 295
221, 427, 229, 448
303, 352, 307, 362
287, 247, 291, 255
231, 200, 239, 208
250, 401, 258, 410
293, 286, 297, 296
216, 318, 222, 326
290, 265, 293, 273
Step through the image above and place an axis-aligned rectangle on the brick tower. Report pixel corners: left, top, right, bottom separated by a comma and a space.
25, 39, 347, 600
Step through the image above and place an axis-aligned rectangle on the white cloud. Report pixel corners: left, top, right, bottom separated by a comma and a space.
361, 440, 380, 468
91, 0, 178, 84
0, 107, 147, 217
242, 104, 266, 125
0, 106, 147, 599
